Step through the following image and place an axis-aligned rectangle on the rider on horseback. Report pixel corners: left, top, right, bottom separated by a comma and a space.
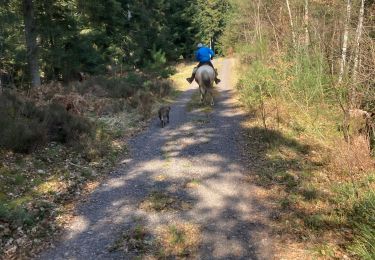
186, 43, 221, 84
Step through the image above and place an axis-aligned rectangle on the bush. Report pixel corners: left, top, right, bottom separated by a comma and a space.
150, 79, 173, 97
0, 120, 45, 153
144, 47, 176, 78
0, 93, 92, 153
0, 93, 45, 152
44, 103, 91, 143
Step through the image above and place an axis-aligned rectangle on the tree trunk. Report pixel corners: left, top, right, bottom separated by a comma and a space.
338, 0, 351, 84
286, 0, 297, 50
265, 7, 280, 52
304, 0, 310, 47
22, 0, 41, 87
329, 21, 337, 76
351, 0, 365, 91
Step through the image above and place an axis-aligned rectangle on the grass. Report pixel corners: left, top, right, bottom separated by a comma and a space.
311, 243, 336, 258
169, 61, 196, 91
348, 190, 375, 259
300, 185, 319, 201
139, 191, 176, 212
109, 223, 154, 254
185, 178, 201, 188
157, 223, 200, 258
139, 191, 192, 212
109, 221, 200, 259
192, 116, 210, 125
242, 105, 374, 258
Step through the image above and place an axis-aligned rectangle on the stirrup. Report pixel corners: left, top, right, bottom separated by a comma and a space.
186, 77, 194, 83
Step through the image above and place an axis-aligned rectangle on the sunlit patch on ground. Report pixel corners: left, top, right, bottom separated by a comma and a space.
153, 174, 168, 181
139, 190, 193, 212
36, 179, 67, 195
184, 178, 201, 188
187, 91, 216, 113
169, 61, 196, 91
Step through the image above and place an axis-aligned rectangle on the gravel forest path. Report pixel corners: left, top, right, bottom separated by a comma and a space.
39, 59, 273, 260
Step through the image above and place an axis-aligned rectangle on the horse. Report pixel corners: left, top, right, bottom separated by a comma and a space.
194, 65, 215, 106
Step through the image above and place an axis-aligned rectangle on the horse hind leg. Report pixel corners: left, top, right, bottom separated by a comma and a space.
210, 89, 214, 106
199, 86, 204, 104
202, 89, 208, 105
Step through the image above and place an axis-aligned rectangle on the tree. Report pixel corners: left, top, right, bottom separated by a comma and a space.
338, 0, 351, 84
22, 0, 41, 87
351, 0, 365, 87
285, 0, 297, 50
304, 0, 309, 47
1, 0, 208, 85
191, 0, 231, 52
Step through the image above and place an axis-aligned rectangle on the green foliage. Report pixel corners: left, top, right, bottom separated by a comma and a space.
191, 0, 231, 53
0, 120, 45, 153
287, 50, 332, 106
0, 1, 27, 86
235, 36, 333, 111
304, 214, 325, 230
145, 46, 176, 78
0, 93, 45, 152
349, 191, 375, 259
1, 0, 199, 86
0, 204, 36, 227
0, 199, 55, 232
237, 60, 278, 110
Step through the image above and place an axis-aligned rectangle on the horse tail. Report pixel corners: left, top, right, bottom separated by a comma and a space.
202, 70, 211, 88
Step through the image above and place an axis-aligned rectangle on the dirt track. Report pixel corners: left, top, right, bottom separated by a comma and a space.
38, 59, 273, 259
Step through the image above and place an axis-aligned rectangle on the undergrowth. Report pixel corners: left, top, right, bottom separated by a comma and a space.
236, 41, 375, 259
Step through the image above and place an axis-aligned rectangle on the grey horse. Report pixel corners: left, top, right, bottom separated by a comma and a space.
194, 65, 215, 106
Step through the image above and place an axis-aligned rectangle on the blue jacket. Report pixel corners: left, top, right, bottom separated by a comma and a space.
195, 46, 214, 63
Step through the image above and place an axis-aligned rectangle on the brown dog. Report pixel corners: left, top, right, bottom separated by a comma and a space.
158, 106, 171, 128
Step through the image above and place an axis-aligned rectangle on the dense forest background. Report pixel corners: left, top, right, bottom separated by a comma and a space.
0, 0, 229, 87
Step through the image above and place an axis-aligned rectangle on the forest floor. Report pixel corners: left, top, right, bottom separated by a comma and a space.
0, 62, 191, 259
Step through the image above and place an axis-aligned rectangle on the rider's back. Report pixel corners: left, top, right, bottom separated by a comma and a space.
195, 47, 214, 63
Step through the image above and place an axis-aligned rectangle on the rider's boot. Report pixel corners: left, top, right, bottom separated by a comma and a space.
214, 68, 221, 84
186, 76, 194, 84
186, 67, 198, 83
